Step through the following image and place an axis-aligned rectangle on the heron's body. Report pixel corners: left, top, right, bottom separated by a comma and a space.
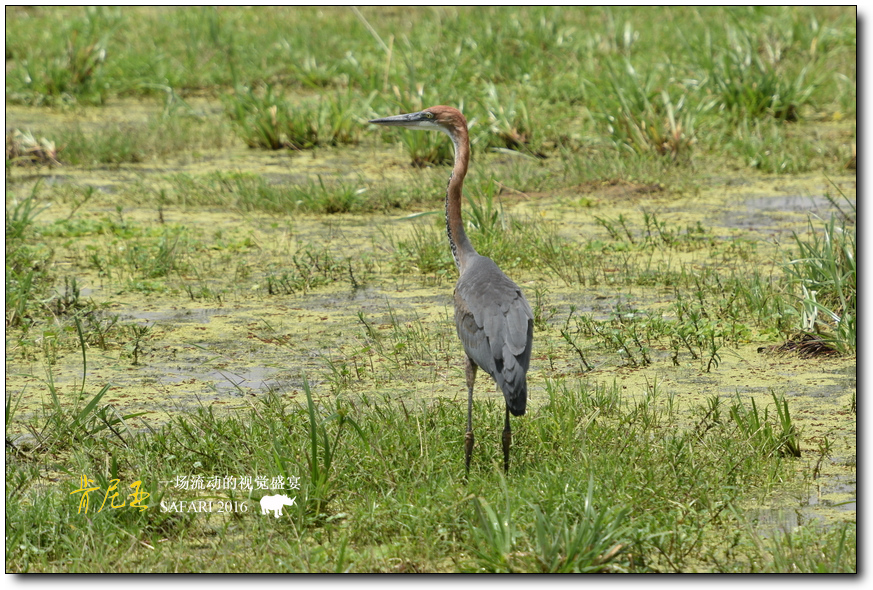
370, 105, 533, 473
455, 254, 532, 417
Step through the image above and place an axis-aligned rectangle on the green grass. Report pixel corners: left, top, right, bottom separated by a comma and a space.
5, 7, 111, 106
6, 364, 853, 572
6, 7, 855, 173
781, 189, 856, 353
224, 85, 369, 150
161, 171, 438, 215
5, 183, 54, 328
6, 104, 233, 168
264, 244, 369, 296
57, 112, 233, 166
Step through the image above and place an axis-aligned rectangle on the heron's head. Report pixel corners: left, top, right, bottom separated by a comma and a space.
369, 105, 466, 137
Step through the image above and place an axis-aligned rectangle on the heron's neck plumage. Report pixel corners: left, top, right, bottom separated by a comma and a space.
445, 123, 477, 273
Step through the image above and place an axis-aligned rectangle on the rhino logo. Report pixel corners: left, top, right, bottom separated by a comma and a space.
260, 494, 296, 518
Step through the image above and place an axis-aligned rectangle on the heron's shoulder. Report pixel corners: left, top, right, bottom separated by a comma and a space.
459, 254, 506, 283
457, 255, 530, 310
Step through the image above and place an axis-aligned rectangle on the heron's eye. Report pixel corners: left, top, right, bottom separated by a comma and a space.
424, 112, 434, 119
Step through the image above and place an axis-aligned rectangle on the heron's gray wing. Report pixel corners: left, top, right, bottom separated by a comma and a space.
454, 287, 489, 367
454, 256, 533, 415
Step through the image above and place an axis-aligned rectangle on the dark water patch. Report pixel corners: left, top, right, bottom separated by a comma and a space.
119, 307, 225, 325
11, 173, 75, 185
159, 365, 287, 396
721, 194, 855, 230
744, 195, 836, 212
805, 475, 856, 512
747, 474, 856, 538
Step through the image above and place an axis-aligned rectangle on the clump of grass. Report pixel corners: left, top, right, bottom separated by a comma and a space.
388, 180, 597, 279
480, 85, 542, 155
7, 317, 147, 458
781, 199, 855, 354
469, 489, 517, 572
224, 84, 312, 150
5, 184, 54, 328
265, 245, 366, 295
356, 304, 446, 370
560, 289, 740, 372
400, 128, 455, 167
725, 118, 829, 174
387, 219, 453, 275
8, 24, 109, 105
298, 373, 368, 525
528, 477, 630, 573
225, 85, 367, 150
6, 188, 134, 353
589, 59, 704, 159
293, 177, 368, 214
729, 391, 801, 458
764, 522, 855, 573
692, 22, 818, 122
531, 285, 557, 332
88, 226, 193, 288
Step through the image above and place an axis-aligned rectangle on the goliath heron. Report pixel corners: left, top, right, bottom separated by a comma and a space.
370, 106, 533, 473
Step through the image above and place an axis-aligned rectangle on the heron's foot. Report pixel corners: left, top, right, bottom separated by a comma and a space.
502, 428, 511, 474
464, 430, 474, 474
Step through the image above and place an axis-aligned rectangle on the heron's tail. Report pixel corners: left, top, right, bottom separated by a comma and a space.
491, 326, 530, 416
505, 381, 527, 416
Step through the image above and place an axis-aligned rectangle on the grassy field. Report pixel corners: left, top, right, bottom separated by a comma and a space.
5, 6, 856, 572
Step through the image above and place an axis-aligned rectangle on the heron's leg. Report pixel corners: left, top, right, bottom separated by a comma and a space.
464, 357, 477, 474
502, 407, 511, 474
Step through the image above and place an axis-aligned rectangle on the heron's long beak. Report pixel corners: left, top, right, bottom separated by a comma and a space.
369, 111, 429, 127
